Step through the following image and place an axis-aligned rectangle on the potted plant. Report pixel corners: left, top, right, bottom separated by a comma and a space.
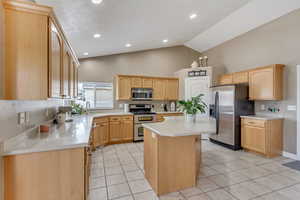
177, 94, 207, 123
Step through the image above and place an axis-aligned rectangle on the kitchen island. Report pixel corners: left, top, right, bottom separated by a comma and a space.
142, 116, 216, 196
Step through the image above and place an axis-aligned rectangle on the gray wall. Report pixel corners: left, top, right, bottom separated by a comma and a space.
202, 9, 300, 154
79, 46, 201, 82
79, 45, 201, 109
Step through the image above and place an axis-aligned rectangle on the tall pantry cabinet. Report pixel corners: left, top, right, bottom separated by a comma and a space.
3, 0, 79, 100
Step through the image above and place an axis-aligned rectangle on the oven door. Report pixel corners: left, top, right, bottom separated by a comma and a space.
134, 124, 145, 141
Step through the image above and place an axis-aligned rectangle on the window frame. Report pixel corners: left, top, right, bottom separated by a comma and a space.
81, 82, 114, 110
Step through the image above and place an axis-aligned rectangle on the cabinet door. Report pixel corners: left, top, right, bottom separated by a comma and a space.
131, 77, 142, 88
122, 120, 133, 141
153, 79, 166, 100
69, 61, 74, 98
62, 46, 70, 98
242, 125, 266, 154
219, 74, 233, 85
92, 124, 101, 148
74, 65, 79, 97
233, 71, 248, 84
165, 79, 179, 100
99, 122, 109, 145
249, 67, 274, 100
4, 7, 48, 100
49, 22, 63, 98
117, 77, 131, 100
142, 78, 153, 88
109, 121, 122, 142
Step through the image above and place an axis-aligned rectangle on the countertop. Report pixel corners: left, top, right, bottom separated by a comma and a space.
142, 116, 216, 137
240, 115, 284, 120
1, 112, 133, 156
155, 111, 183, 114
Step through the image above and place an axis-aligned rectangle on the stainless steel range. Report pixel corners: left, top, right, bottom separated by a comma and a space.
129, 104, 156, 142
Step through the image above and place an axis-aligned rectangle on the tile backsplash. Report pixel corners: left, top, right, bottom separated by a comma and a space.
0, 99, 63, 142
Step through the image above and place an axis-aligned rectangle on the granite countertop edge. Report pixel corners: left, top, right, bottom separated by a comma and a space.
240, 115, 284, 120
1, 112, 133, 156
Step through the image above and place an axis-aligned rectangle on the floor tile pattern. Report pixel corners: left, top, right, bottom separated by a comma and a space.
89, 141, 300, 200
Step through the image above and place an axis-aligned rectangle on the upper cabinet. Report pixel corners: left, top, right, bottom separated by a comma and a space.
116, 75, 179, 101
165, 79, 179, 100
153, 79, 166, 100
249, 65, 284, 100
116, 76, 132, 100
219, 74, 233, 85
218, 64, 284, 101
49, 21, 62, 98
2, 0, 79, 100
233, 71, 248, 84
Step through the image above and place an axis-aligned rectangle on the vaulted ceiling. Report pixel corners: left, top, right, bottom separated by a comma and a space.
36, 0, 250, 58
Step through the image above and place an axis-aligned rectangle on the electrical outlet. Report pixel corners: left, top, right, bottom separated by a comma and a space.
18, 112, 26, 125
287, 105, 297, 111
45, 108, 49, 117
260, 104, 266, 111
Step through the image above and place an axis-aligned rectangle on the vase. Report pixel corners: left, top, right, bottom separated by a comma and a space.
185, 114, 196, 123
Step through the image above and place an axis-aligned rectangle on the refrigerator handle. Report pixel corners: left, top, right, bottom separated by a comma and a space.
215, 91, 220, 135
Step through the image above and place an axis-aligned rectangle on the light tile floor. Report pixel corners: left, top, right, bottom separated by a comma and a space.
89, 140, 300, 200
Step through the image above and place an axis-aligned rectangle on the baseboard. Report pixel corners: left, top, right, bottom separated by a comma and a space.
282, 151, 298, 160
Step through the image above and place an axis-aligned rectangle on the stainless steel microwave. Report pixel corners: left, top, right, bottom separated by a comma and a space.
131, 88, 153, 101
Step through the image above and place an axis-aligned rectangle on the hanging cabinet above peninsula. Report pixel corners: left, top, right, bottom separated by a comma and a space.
3, 0, 80, 100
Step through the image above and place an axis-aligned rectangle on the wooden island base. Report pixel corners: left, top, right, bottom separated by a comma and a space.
144, 128, 201, 196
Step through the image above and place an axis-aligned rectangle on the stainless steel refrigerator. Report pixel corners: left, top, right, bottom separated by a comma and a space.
209, 85, 254, 150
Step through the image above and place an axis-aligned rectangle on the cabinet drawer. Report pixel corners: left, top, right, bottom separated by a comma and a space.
94, 117, 108, 123
110, 116, 122, 122
122, 115, 133, 121
243, 119, 265, 128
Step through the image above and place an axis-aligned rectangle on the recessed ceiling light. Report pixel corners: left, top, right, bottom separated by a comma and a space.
83, 52, 89, 56
92, 0, 103, 4
163, 39, 168, 43
190, 13, 197, 19
125, 43, 132, 47
93, 33, 101, 38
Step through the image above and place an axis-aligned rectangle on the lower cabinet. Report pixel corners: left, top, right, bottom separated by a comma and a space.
4, 148, 89, 200
92, 115, 134, 148
241, 117, 283, 158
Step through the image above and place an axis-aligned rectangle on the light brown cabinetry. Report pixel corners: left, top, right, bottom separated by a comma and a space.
165, 79, 179, 100
116, 75, 179, 101
93, 117, 109, 147
142, 78, 153, 88
116, 76, 132, 100
233, 71, 248, 84
92, 115, 134, 148
153, 79, 166, 100
144, 128, 200, 196
219, 74, 233, 85
249, 64, 284, 100
4, 148, 87, 200
2, 0, 79, 100
131, 77, 142, 88
62, 46, 71, 98
49, 20, 63, 98
241, 117, 283, 157
218, 64, 284, 101
109, 116, 134, 143
4, 2, 49, 100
